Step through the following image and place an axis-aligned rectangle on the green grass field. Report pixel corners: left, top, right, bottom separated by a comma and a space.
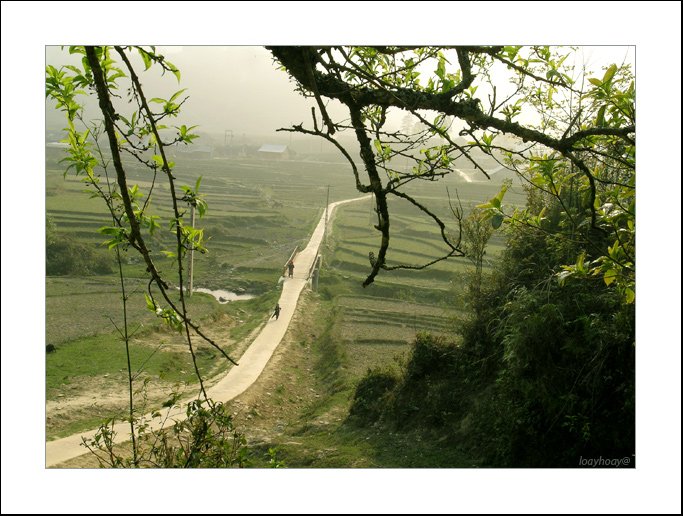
305, 171, 525, 383
45, 145, 523, 450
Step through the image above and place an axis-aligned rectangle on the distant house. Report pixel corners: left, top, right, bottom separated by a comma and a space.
257, 144, 290, 160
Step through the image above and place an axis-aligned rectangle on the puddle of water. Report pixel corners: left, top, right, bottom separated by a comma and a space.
190, 288, 255, 304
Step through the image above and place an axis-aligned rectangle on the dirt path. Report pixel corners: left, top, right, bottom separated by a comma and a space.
45, 195, 369, 467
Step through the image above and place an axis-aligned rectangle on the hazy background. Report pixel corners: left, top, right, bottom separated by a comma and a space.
44, 45, 349, 138
45, 44, 635, 147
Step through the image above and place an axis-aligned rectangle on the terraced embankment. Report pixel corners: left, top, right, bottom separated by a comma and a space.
45, 195, 369, 467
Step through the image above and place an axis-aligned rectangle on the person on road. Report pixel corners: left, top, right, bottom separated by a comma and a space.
287, 260, 295, 278
272, 303, 281, 320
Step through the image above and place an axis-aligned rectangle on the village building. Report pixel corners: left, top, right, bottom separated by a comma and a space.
257, 144, 291, 160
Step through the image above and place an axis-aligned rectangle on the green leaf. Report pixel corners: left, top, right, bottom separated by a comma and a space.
625, 288, 635, 304
602, 64, 618, 85
139, 49, 152, 70
496, 185, 508, 201
144, 293, 156, 311
491, 213, 504, 229
596, 105, 607, 126
196, 199, 207, 218
169, 88, 187, 103
169, 65, 181, 82
603, 268, 617, 286
557, 270, 573, 286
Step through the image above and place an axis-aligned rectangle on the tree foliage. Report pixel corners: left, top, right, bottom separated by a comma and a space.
46, 46, 240, 467
315, 46, 637, 466
349, 179, 636, 466
269, 46, 635, 301
81, 398, 249, 468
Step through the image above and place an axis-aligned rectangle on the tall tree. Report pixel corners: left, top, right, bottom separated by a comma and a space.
268, 46, 635, 300
46, 46, 242, 467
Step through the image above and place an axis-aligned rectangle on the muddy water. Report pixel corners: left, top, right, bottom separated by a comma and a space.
192, 287, 255, 304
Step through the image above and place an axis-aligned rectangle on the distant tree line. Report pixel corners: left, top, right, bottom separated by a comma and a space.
46, 214, 112, 276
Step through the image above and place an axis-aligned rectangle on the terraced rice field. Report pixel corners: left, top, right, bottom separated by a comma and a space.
319, 175, 524, 377
335, 295, 455, 377
46, 143, 523, 381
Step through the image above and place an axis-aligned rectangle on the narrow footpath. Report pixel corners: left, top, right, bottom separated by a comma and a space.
45, 195, 369, 467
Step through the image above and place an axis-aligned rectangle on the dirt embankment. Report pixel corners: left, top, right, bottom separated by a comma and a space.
51, 291, 338, 468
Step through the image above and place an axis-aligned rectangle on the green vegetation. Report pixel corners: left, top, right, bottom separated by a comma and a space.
46, 333, 221, 396
346, 171, 636, 467
46, 151, 362, 288
44, 44, 635, 471
81, 399, 250, 468
268, 44, 635, 469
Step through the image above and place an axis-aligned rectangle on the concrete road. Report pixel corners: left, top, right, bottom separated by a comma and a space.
45, 195, 369, 467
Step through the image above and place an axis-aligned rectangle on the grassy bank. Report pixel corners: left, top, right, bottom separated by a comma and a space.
46, 149, 518, 466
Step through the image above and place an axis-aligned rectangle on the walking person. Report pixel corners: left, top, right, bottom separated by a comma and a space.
272, 303, 281, 321
287, 260, 295, 278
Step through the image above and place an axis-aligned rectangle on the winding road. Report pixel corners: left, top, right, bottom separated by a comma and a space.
45, 195, 369, 467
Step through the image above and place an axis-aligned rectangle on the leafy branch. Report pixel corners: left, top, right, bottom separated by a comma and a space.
47, 45, 240, 465
269, 45, 635, 301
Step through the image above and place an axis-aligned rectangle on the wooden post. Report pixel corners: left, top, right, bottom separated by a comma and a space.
323, 184, 330, 242
313, 255, 322, 292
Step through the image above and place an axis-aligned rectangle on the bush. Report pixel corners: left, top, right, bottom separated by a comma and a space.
404, 331, 458, 380
348, 366, 399, 424
346, 256, 634, 466
46, 233, 113, 276
456, 229, 635, 467
349, 332, 477, 429
82, 398, 250, 468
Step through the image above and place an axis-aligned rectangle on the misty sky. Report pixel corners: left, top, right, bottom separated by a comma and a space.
45, 45, 346, 138
45, 44, 635, 145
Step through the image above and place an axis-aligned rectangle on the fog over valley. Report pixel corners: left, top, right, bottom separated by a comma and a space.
45, 45, 353, 148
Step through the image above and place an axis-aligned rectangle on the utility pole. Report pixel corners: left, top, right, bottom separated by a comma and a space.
187, 204, 196, 296
323, 184, 331, 242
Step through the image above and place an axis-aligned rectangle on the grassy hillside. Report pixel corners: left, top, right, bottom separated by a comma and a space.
46, 146, 523, 465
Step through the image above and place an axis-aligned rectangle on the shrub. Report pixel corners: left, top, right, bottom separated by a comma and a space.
82, 398, 249, 468
46, 233, 113, 276
348, 366, 399, 424
349, 332, 476, 429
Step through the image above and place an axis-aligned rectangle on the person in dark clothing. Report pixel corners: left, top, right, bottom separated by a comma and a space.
287, 260, 295, 278
272, 303, 281, 320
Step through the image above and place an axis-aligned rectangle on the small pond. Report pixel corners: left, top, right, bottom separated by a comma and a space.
191, 287, 255, 304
